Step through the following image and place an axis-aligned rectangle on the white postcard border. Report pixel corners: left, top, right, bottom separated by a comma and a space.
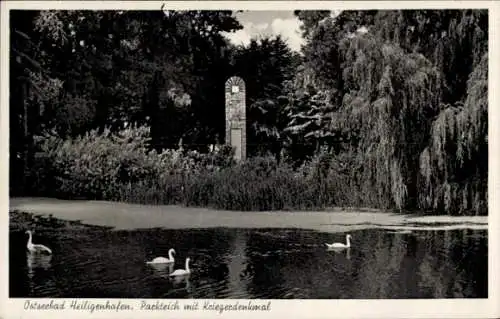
1, 1, 498, 318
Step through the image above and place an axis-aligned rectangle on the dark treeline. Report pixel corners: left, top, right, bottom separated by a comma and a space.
10, 10, 487, 215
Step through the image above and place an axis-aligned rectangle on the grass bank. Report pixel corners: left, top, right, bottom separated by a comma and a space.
9, 197, 488, 233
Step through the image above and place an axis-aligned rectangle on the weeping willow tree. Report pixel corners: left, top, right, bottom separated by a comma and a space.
338, 33, 442, 209
288, 10, 488, 215
371, 10, 488, 106
419, 53, 487, 215
337, 33, 487, 213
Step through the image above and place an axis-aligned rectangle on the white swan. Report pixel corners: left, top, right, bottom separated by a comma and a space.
326, 234, 352, 249
169, 258, 191, 277
147, 248, 175, 264
26, 230, 52, 254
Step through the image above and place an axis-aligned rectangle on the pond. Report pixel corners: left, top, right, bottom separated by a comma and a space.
9, 219, 487, 299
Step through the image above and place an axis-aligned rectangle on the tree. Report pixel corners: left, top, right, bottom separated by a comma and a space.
19, 9, 242, 144
10, 9, 243, 195
419, 53, 487, 215
231, 36, 299, 157
10, 10, 63, 194
283, 68, 342, 160
290, 9, 487, 214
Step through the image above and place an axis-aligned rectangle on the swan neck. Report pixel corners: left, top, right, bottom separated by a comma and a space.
168, 250, 174, 260
27, 232, 32, 245
185, 259, 190, 272
346, 236, 351, 247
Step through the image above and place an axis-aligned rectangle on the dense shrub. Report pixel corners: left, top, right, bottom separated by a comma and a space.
32, 125, 233, 201
35, 125, 157, 199
183, 157, 329, 211
39, 124, 463, 212
30, 125, 343, 211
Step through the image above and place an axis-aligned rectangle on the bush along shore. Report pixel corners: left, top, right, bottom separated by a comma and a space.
22, 125, 486, 216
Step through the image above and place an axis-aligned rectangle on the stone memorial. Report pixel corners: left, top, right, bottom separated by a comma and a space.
225, 76, 246, 161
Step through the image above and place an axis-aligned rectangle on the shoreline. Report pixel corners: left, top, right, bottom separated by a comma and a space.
9, 197, 488, 233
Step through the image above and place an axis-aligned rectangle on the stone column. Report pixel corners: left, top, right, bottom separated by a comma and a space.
225, 76, 246, 161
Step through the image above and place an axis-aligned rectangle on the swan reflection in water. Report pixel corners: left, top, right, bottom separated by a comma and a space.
27, 252, 52, 272
147, 261, 192, 295
169, 274, 192, 293
147, 262, 175, 278
327, 247, 351, 260
26, 253, 53, 294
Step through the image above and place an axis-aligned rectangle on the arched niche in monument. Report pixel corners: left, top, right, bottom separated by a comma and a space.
225, 76, 246, 161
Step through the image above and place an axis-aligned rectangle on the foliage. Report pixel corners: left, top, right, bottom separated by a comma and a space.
31, 125, 342, 211
231, 36, 300, 157
11, 9, 488, 216
34, 125, 156, 198
32, 125, 234, 199
283, 73, 344, 160
13, 10, 242, 139
418, 53, 488, 215
288, 9, 488, 215
294, 10, 332, 40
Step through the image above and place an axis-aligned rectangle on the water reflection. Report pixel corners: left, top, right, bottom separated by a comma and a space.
147, 263, 174, 278
9, 226, 487, 299
27, 253, 52, 271
25, 252, 55, 296
328, 247, 351, 260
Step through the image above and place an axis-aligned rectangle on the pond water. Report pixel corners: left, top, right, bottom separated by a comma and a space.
10, 225, 487, 299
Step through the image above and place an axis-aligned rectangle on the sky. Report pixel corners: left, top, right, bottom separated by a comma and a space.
221, 11, 305, 52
